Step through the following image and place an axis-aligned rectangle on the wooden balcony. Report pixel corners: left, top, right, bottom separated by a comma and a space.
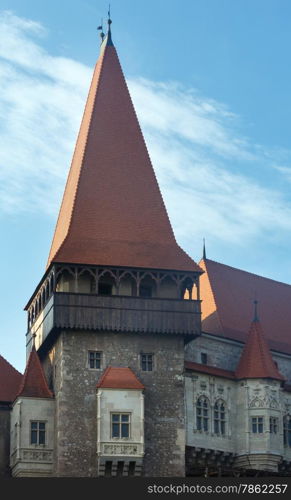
28, 292, 201, 351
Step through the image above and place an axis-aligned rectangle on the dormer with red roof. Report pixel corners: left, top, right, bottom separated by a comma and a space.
96, 366, 144, 476
10, 345, 54, 477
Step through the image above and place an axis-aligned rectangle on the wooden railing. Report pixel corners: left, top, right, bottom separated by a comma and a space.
28, 292, 201, 349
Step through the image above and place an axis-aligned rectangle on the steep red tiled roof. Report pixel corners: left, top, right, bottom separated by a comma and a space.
47, 33, 200, 273
185, 361, 236, 379
17, 348, 53, 399
199, 258, 291, 354
0, 355, 22, 402
97, 366, 144, 390
235, 319, 285, 381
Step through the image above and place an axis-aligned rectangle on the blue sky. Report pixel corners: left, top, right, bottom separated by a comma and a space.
2, 0, 291, 372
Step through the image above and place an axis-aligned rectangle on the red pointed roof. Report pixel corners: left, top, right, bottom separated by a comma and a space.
96, 366, 144, 390
17, 348, 53, 399
0, 355, 22, 402
235, 318, 284, 381
199, 258, 291, 354
47, 33, 200, 273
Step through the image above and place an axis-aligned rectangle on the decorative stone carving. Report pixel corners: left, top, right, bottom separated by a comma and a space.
20, 448, 53, 462
249, 395, 279, 409
101, 442, 143, 456
249, 396, 265, 408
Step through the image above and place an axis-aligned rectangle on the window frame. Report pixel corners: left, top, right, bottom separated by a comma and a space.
213, 400, 226, 436
110, 412, 131, 440
88, 350, 102, 370
196, 396, 209, 433
200, 352, 208, 365
251, 416, 264, 434
269, 416, 278, 434
140, 353, 154, 372
30, 420, 47, 446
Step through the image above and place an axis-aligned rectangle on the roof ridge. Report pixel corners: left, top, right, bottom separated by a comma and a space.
202, 258, 291, 289
185, 360, 236, 379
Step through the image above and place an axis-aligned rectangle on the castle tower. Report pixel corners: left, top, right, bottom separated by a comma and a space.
24, 22, 202, 477
10, 346, 54, 477
235, 303, 285, 472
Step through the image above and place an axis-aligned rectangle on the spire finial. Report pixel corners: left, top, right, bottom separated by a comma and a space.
253, 299, 259, 322
97, 19, 105, 43
203, 238, 206, 260
108, 5, 112, 31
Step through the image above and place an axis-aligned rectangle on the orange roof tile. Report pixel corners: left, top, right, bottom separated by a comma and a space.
185, 361, 236, 380
235, 318, 284, 381
47, 33, 200, 273
199, 258, 291, 355
0, 355, 22, 402
96, 366, 144, 390
17, 348, 53, 399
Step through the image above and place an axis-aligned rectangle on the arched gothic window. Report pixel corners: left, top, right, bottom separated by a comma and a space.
214, 400, 226, 435
196, 397, 209, 432
283, 416, 291, 447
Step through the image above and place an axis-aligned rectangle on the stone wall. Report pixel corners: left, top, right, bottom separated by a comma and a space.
43, 330, 186, 477
0, 405, 11, 476
185, 333, 242, 371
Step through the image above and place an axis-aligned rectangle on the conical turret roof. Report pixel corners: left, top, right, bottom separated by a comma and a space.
47, 31, 200, 273
235, 315, 284, 381
17, 347, 53, 399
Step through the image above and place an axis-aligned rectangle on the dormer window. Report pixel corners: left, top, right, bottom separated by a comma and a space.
200, 352, 207, 365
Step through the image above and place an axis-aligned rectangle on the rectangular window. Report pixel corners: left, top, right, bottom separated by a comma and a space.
30, 421, 46, 445
88, 351, 102, 369
111, 413, 130, 439
270, 417, 278, 434
141, 353, 153, 371
252, 416, 264, 433
201, 352, 207, 365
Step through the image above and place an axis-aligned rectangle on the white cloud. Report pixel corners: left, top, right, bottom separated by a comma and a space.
1, 10, 291, 251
